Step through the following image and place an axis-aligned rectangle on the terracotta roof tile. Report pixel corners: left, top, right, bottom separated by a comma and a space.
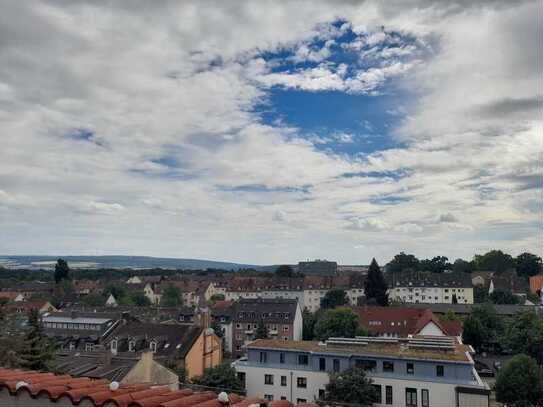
268, 401, 294, 407
0, 368, 246, 407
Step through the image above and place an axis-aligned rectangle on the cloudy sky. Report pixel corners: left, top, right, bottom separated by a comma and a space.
1, 1, 542, 265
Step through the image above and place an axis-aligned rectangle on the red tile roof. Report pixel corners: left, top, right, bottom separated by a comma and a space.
0, 368, 318, 407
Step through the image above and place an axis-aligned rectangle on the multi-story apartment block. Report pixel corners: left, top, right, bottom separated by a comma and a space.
387, 272, 474, 304
298, 260, 338, 276
231, 299, 302, 359
233, 337, 489, 407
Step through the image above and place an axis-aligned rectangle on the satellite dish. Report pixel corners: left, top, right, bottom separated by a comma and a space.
109, 381, 120, 391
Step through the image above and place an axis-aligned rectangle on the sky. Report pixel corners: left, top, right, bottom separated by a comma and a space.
1, 0, 543, 265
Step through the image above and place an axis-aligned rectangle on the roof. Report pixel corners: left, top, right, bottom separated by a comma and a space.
353, 306, 461, 337
0, 368, 314, 407
406, 302, 541, 316
233, 298, 298, 323
388, 271, 473, 288
106, 322, 203, 358
0, 368, 245, 407
247, 338, 473, 363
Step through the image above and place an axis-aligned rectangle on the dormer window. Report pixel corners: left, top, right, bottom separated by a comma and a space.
150, 341, 157, 353
129, 340, 136, 352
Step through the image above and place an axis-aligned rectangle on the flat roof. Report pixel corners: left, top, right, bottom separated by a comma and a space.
43, 316, 112, 324
247, 339, 473, 363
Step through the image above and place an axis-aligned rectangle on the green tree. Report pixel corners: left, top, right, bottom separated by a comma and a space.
82, 293, 106, 307
210, 320, 224, 338
516, 252, 543, 278
209, 294, 225, 303
495, 354, 543, 407
130, 292, 151, 307
302, 309, 317, 340
255, 319, 269, 339
473, 250, 515, 273
275, 265, 294, 278
54, 258, 71, 283
320, 289, 348, 309
191, 363, 243, 391
325, 367, 378, 406
452, 258, 474, 273
441, 309, 459, 322
489, 289, 521, 305
20, 309, 56, 371
503, 311, 543, 364
387, 252, 419, 273
161, 284, 182, 307
314, 308, 359, 341
364, 258, 388, 306
419, 256, 451, 273
462, 304, 502, 352
474, 286, 488, 303
104, 284, 127, 301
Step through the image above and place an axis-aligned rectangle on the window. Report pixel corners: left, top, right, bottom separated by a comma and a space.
369, 384, 381, 403
297, 377, 307, 388
333, 359, 340, 372
319, 357, 326, 371
236, 323, 241, 329
355, 359, 376, 371
283, 325, 289, 332
129, 340, 136, 352
436, 365, 444, 377
281, 397, 287, 400
150, 341, 157, 353
422, 389, 429, 407
280, 352, 285, 364
383, 361, 394, 372
385, 386, 393, 405
281, 376, 287, 386
296, 399, 307, 404
406, 362, 414, 374
85, 343, 93, 352
264, 374, 274, 385
298, 354, 309, 365
406, 388, 417, 407
110, 340, 117, 352
264, 395, 274, 401
318, 389, 326, 400
260, 352, 267, 363
247, 324, 251, 330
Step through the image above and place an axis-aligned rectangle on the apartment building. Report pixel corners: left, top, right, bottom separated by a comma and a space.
233, 337, 489, 407
231, 298, 303, 359
388, 272, 474, 304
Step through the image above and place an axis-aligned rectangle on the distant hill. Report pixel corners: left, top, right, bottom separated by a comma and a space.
0, 255, 266, 271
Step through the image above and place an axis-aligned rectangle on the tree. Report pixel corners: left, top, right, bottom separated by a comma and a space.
473, 250, 515, 273
462, 304, 502, 352
302, 309, 317, 340
209, 294, 225, 303
314, 308, 359, 341
474, 286, 488, 303
54, 258, 71, 283
275, 265, 294, 278
489, 289, 521, 305
364, 258, 388, 306
82, 293, 106, 307
495, 354, 543, 407
419, 256, 451, 273
210, 320, 224, 338
320, 289, 348, 309
325, 367, 378, 406
255, 319, 269, 339
503, 311, 543, 364
441, 309, 459, 322
20, 309, 56, 371
130, 292, 151, 307
161, 284, 182, 307
386, 252, 419, 273
191, 363, 243, 391
452, 258, 474, 273
516, 252, 543, 278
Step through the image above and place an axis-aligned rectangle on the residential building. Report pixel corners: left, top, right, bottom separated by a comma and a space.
529, 274, 543, 295
353, 306, 462, 338
231, 299, 303, 359
233, 337, 489, 407
388, 272, 474, 304
4, 301, 57, 315
297, 260, 337, 276
104, 322, 222, 379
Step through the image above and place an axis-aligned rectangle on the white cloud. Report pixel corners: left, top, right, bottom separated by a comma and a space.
0, 1, 541, 264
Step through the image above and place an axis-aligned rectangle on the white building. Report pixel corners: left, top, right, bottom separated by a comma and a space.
234, 337, 489, 407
